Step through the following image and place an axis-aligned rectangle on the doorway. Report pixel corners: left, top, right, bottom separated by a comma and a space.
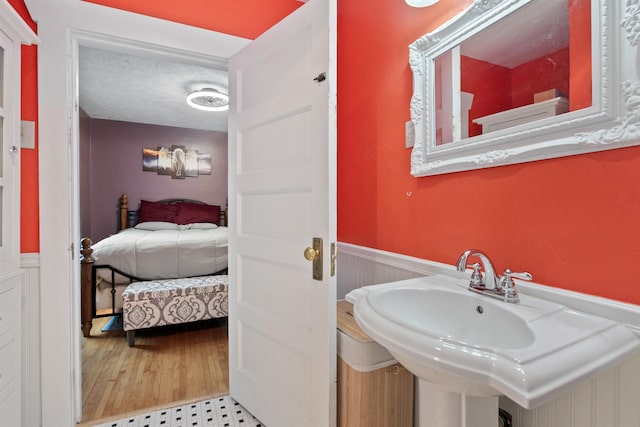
32, 0, 250, 420
69, 28, 249, 425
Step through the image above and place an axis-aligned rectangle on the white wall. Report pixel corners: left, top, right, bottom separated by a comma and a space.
21, 254, 41, 427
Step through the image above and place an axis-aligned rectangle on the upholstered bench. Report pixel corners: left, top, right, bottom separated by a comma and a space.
122, 275, 228, 346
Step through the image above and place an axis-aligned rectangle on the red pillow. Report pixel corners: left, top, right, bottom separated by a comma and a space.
175, 202, 220, 225
138, 200, 178, 223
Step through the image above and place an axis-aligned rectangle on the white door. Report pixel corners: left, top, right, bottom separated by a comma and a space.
0, 4, 38, 426
0, 26, 21, 427
0, 14, 21, 276
228, 0, 337, 425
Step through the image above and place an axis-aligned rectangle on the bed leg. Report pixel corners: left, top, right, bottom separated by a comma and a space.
126, 330, 135, 347
80, 238, 94, 337
81, 321, 92, 338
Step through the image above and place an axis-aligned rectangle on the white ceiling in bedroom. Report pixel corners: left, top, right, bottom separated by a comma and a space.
79, 45, 229, 132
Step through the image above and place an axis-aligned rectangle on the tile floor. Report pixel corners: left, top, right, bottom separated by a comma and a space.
92, 395, 263, 427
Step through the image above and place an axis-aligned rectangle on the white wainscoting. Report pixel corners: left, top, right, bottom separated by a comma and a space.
337, 243, 640, 427
336, 243, 457, 299
21, 253, 41, 427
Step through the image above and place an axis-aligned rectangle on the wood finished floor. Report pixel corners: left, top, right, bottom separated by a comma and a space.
81, 316, 229, 424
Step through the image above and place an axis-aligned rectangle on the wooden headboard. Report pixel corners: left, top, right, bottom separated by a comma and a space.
118, 193, 227, 230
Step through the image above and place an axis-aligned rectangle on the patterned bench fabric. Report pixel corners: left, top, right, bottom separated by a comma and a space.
122, 275, 228, 332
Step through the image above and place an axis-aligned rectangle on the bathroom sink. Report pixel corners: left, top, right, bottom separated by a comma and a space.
369, 287, 535, 350
346, 274, 640, 409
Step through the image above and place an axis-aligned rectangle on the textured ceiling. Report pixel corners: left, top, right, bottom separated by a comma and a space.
79, 46, 229, 132
461, 0, 568, 69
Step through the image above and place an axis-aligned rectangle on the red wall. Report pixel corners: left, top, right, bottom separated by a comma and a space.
8, 0, 39, 253
338, 0, 640, 305
569, 0, 591, 111
461, 56, 511, 138
82, 0, 303, 40
510, 48, 570, 108
14, 0, 640, 304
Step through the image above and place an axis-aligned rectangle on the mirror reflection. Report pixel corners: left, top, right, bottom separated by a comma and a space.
434, 0, 591, 146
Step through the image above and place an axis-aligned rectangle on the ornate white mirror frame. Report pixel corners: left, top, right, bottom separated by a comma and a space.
409, 0, 639, 177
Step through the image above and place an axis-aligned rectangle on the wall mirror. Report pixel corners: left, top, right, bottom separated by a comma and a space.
409, 0, 640, 176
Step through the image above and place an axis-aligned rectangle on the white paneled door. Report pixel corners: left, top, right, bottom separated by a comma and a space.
0, 3, 38, 426
0, 5, 20, 275
228, 0, 337, 425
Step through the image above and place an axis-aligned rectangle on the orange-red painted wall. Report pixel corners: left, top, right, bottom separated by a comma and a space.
82, 0, 303, 40
569, 0, 591, 111
337, 0, 640, 305
20, 44, 38, 253
461, 56, 511, 138
509, 48, 570, 108
8, 0, 38, 253
13, 0, 640, 305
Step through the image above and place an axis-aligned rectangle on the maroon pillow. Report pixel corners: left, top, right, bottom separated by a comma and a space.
175, 202, 220, 225
138, 200, 178, 223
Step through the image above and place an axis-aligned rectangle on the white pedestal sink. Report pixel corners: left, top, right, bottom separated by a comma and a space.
416, 379, 499, 427
346, 274, 640, 426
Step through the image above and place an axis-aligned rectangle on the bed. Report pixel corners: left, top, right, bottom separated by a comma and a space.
80, 194, 229, 337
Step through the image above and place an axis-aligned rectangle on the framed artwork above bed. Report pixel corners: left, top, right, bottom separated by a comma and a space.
142, 146, 212, 179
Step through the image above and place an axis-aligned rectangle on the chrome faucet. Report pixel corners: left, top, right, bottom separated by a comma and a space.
456, 249, 532, 303
456, 249, 499, 289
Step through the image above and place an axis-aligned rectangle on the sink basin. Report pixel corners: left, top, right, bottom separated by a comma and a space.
369, 287, 535, 350
346, 274, 640, 409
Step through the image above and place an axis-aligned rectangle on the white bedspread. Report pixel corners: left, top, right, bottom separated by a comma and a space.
91, 227, 228, 282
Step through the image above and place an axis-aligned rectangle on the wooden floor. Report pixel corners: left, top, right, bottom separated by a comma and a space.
81, 316, 230, 424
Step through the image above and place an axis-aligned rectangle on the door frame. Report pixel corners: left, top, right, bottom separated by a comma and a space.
69, 29, 239, 418
27, 0, 248, 422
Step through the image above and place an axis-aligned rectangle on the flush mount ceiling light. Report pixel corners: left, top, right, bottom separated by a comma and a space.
405, 0, 439, 7
186, 88, 229, 111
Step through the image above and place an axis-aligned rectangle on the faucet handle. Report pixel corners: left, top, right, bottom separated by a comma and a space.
509, 270, 532, 281
499, 269, 532, 303
468, 262, 483, 286
500, 269, 532, 286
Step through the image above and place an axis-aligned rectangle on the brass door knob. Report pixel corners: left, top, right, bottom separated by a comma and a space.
304, 247, 319, 261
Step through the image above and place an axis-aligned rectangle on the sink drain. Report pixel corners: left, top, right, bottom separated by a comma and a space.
476, 305, 484, 314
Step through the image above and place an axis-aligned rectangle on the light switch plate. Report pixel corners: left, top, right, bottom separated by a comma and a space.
21, 120, 35, 149
405, 120, 415, 148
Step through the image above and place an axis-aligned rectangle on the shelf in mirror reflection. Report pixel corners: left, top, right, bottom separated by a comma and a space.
473, 96, 569, 134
